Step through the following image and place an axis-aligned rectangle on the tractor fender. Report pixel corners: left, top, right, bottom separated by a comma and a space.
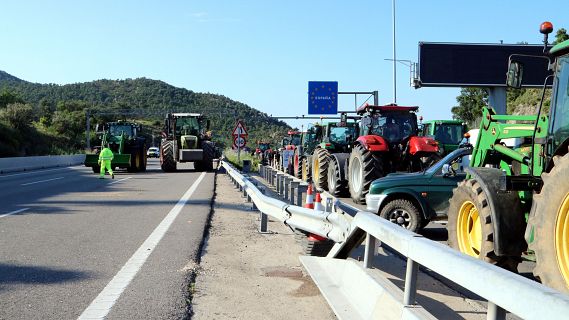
356, 135, 389, 152
379, 188, 434, 221
330, 153, 350, 181
465, 167, 527, 256
408, 136, 439, 155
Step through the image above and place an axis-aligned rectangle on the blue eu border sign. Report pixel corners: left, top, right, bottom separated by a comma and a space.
308, 81, 338, 115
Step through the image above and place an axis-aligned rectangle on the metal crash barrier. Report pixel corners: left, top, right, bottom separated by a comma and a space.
222, 160, 569, 320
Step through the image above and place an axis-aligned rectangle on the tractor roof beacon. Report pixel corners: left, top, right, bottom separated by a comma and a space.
446, 21, 569, 293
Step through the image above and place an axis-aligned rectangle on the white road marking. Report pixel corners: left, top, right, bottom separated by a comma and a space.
0, 167, 73, 178
0, 208, 30, 218
21, 177, 64, 186
108, 177, 132, 185
78, 172, 207, 320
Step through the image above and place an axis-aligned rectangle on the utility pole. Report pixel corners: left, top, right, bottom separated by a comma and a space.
392, 0, 397, 104
86, 109, 91, 150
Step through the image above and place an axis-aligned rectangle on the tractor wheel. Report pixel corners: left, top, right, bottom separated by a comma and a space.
379, 199, 423, 233
312, 148, 330, 190
410, 153, 442, 172
92, 165, 100, 174
160, 140, 177, 172
201, 141, 215, 171
447, 179, 521, 271
327, 157, 348, 197
128, 149, 141, 172
139, 144, 147, 172
528, 153, 569, 293
301, 156, 311, 182
293, 150, 302, 178
348, 144, 384, 204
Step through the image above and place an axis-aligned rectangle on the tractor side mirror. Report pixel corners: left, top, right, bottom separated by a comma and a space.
506, 60, 524, 89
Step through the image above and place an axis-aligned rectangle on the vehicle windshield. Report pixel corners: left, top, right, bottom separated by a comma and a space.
176, 117, 200, 135
290, 135, 302, 146
149, 147, 159, 151
550, 55, 569, 153
434, 123, 464, 145
329, 125, 357, 144
259, 143, 270, 151
426, 147, 471, 175
110, 124, 134, 137
369, 111, 417, 143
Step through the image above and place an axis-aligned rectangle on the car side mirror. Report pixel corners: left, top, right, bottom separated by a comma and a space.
442, 164, 455, 177
506, 60, 524, 89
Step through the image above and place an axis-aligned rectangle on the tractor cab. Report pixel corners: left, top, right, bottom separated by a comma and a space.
357, 104, 419, 145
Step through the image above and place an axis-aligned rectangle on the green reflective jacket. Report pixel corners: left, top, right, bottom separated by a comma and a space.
99, 148, 114, 161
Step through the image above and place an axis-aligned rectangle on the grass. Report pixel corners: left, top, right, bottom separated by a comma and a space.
223, 148, 260, 172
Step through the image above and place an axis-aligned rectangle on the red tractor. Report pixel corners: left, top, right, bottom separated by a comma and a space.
253, 141, 272, 165
274, 130, 303, 173
348, 104, 441, 203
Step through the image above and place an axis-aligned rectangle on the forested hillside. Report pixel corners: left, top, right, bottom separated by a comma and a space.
0, 71, 291, 157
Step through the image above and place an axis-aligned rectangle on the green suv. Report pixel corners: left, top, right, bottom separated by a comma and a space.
365, 147, 472, 232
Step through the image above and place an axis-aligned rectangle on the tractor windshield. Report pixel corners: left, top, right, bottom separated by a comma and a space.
550, 55, 569, 154
329, 125, 357, 144
369, 111, 417, 143
259, 143, 270, 151
435, 123, 464, 145
176, 117, 200, 136
110, 124, 134, 137
290, 135, 302, 146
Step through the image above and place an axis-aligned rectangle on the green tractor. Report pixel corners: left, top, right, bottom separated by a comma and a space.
310, 117, 359, 196
160, 113, 216, 172
420, 120, 467, 155
294, 124, 323, 181
446, 22, 569, 292
85, 121, 147, 173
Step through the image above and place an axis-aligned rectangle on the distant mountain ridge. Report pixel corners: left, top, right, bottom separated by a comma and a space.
0, 70, 291, 151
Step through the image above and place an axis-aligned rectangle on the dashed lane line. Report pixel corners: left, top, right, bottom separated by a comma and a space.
78, 172, 207, 320
0, 208, 30, 218
21, 177, 64, 186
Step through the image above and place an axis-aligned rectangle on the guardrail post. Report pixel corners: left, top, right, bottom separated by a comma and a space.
259, 165, 265, 179
403, 258, 419, 305
325, 197, 333, 212
283, 177, 292, 200
364, 233, 376, 269
258, 188, 268, 233
296, 184, 308, 207
289, 181, 299, 204
487, 302, 506, 320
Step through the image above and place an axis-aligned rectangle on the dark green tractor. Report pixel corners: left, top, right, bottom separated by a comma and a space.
85, 121, 147, 173
160, 113, 216, 172
446, 22, 569, 292
421, 120, 467, 155
294, 124, 323, 181
311, 118, 358, 196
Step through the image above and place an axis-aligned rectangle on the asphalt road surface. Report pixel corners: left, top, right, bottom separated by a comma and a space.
0, 159, 215, 320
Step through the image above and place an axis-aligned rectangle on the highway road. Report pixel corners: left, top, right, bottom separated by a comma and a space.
0, 159, 215, 320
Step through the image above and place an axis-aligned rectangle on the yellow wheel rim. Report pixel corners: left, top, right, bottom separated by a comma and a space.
314, 158, 320, 182
555, 192, 569, 287
457, 200, 482, 257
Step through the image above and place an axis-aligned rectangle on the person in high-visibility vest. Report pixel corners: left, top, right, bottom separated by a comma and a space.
98, 144, 115, 179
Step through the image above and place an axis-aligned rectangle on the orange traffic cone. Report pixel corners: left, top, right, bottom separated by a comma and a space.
314, 192, 324, 211
304, 183, 314, 209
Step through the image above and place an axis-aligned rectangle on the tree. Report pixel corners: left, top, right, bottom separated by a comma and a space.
0, 90, 24, 108
553, 28, 569, 45
0, 103, 33, 130
451, 88, 488, 127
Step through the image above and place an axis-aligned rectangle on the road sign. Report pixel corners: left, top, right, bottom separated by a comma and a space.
232, 121, 248, 137
233, 136, 246, 148
308, 81, 338, 115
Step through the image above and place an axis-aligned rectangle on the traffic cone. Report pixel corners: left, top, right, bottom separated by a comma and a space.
304, 183, 314, 209
314, 192, 324, 211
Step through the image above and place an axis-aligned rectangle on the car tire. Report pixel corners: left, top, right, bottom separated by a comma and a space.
379, 198, 423, 233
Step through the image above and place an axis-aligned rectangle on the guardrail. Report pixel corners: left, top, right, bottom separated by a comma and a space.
221, 161, 351, 242
242, 160, 569, 320
0, 154, 86, 174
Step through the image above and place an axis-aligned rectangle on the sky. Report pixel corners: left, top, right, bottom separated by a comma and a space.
0, 1, 566, 130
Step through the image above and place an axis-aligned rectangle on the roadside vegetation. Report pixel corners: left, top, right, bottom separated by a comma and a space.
223, 148, 261, 172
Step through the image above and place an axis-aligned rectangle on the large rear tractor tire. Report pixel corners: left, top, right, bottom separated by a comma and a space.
312, 148, 330, 190
410, 153, 442, 172
160, 140, 177, 172
348, 144, 384, 204
128, 149, 141, 173
527, 153, 569, 293
327, 157, 348, 197
92, 165, 100, 174
447, 179, 521, 271
201, 141, 215, 171
139, 144, 147, 172
301, 156, 311, 182
293, 149, 302, 178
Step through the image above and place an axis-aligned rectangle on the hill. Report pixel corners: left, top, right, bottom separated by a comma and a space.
0, 71, 291, 156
